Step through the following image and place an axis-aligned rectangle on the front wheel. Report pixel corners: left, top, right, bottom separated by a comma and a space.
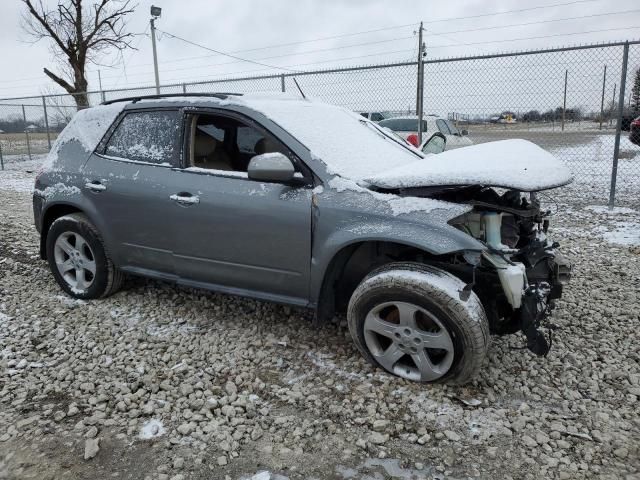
46, 213, 123, 299
347, 262, 490, 384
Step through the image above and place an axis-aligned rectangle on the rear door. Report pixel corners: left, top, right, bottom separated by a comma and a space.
82, 108, 183, 275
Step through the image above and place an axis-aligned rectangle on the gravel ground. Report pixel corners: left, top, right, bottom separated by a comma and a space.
0, 161, 639, 480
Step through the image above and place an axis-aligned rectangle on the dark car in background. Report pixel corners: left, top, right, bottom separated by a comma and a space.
629, 116, 640, 146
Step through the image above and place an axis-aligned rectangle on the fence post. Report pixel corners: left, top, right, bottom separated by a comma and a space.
280, 74, 285, 93
608, 42, 629, 209
41, 96, 52, 150
561, 69, 568, 132
609, 83, 617, 126
22, 104, 32, 161
599, 65, 607, 130
182, 83, 187, 94
0, 143, 4, 171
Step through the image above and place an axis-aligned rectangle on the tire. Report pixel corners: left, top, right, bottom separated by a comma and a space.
347, 262, 489, 385
46, 213, 123, 299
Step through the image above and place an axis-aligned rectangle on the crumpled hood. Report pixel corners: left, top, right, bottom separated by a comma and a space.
364, 139, 573, 192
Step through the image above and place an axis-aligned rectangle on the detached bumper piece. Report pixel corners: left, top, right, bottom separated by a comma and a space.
517, 248, 572, 356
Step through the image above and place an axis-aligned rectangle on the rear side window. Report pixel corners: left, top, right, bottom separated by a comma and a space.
104, 110, 181, 165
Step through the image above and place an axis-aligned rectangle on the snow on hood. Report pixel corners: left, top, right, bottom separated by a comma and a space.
365, 139, 573, 192
42, 102, 127, 171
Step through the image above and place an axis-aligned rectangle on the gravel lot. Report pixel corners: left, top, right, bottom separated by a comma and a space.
0, 158, 639, 479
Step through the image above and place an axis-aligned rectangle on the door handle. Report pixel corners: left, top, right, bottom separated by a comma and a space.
170, 193, 200, 205
85, 181, 106, 192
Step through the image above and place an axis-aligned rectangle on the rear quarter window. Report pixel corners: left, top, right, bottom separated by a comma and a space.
104, 110, 182, 165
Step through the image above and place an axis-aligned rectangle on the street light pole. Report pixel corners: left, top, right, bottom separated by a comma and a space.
150, 6, 162, 95
416, 22, 425, 146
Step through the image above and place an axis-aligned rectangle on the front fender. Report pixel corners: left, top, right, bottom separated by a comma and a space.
309, 200, 483, 304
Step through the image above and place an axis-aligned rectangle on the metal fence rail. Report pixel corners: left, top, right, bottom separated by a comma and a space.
1, 39, 639, 206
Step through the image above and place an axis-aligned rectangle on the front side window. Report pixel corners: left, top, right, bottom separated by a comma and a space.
104, 110, 181, 165
190, 113, 291, 174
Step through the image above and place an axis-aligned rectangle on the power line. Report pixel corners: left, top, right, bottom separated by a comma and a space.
101, 48, 417, 89
111, 0, 605, 71
100, 34, 416, 80
422, 0, 602, 24
155, 29, 302, 73
105, 10, 633, 82
427, 25, 640, 48
428, 8, 640, 37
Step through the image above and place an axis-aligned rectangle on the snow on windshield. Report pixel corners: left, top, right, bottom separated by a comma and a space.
238, 98, 422, 180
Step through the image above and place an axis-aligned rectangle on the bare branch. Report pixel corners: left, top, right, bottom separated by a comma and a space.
43, 68, 74, 93
21, 0, 137, 108
22, 0, 72, 56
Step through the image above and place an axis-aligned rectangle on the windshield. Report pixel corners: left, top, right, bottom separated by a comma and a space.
378, 118, 428, 132
242, 99, 424, 180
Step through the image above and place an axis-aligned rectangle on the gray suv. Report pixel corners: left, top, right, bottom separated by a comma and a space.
33, 93, 572, 384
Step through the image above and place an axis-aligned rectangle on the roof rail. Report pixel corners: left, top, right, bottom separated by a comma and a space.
101, 92, 243, 105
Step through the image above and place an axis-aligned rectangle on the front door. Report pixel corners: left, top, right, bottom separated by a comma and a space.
170, 171, 312, 303
168, 110, 313, 304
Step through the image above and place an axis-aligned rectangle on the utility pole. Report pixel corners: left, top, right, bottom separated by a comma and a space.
599, 65, 607, 130
561, 69, 568, 132
416, 22, 425, 146
150, 6, 162, 95
98, 70, 105, 103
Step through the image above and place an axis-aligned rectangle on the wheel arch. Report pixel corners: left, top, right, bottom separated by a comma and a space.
39, 203, 92, 260
314, 239, 465, 326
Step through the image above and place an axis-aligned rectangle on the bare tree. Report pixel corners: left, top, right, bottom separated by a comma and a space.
22, 0, 136, 109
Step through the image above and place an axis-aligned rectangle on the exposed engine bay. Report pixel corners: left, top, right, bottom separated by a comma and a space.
400, 185, 572, 356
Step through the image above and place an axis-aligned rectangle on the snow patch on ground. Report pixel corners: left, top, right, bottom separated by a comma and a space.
598, 221, 640, 246
139, 419, 165, 440
0, 155, 46, 192
586, 205, 638, 215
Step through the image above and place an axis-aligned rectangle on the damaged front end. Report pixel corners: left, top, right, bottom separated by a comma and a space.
407, 185, 571, 356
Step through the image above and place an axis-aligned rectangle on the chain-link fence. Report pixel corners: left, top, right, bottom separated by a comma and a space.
1, 40, 639, 206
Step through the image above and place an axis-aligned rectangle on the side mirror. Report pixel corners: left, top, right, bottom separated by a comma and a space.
461, 129, 469, 136
421, 132, 447, 155
248, 152, 295, 182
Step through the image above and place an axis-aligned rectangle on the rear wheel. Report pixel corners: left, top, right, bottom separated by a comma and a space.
347, 262, 490, 384
46, 213, 123, 299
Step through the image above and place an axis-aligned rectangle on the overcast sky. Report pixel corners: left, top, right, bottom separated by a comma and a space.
0, 0, 639, 99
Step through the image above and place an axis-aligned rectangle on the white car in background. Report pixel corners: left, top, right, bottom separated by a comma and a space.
378, 115, 473, 149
